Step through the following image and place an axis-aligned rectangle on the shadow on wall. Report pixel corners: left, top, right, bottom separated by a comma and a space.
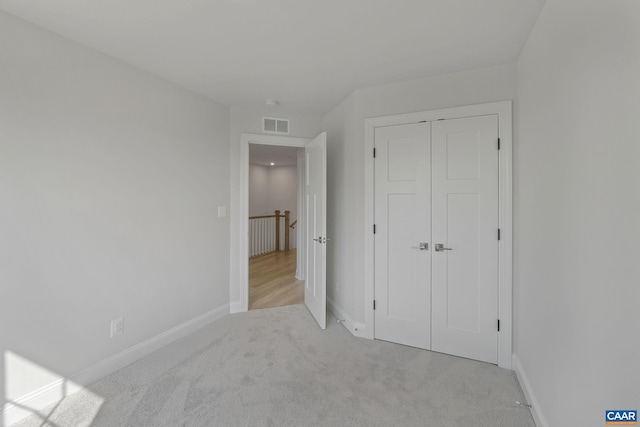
2, 351, 104, 427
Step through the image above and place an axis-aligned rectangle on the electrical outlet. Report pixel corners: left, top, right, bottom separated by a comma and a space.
217, 206, 226, 218
110, 317, 124, 337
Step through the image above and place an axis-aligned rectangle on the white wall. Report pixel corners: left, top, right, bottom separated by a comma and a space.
249, 163, 298, 219
248, 163, 269, 216
323, 64, 517, 330
229, 107, 322, 310
268, 165, 298, 250
249, 163, 298, 249
515, 1, 640, 426
0, 10, 230, 421
266, 165, 297, 218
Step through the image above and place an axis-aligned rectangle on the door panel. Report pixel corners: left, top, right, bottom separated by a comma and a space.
387, 194, 420, 321
305, 132, 327, 329
445, 193, 480, 332
431, 115, 499, 364
374, 123, 431, 349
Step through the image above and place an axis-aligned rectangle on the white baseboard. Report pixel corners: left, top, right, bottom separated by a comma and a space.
327, 296, 367, 339
512, 354, 549, 427
229, 300, 244, 313
3, 378, 84, 427
3, 304, 229, 426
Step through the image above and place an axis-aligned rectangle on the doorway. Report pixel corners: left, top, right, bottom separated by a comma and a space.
248, 143, 303, 310
238, 132, 328, 329
364, 101, 513, 368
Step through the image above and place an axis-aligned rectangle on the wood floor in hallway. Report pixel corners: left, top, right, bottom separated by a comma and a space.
249, 249, 303, 310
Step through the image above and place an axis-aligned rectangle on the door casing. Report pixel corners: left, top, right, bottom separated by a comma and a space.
364, 101, 513, 369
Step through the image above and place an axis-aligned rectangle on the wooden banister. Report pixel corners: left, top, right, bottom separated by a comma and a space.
275, 210, 281, 251
249, 214, 277, 220
284, 210, 290, 251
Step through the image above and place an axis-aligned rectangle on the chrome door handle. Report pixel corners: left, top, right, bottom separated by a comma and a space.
411, 242, 428, 250
435, 243, 452, 252
312, 237, 329, 244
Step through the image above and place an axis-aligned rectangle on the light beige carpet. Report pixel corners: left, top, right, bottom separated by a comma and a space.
13, 304, 535, 427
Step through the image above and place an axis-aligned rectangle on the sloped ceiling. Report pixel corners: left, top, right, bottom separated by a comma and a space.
0, 0, 544, 114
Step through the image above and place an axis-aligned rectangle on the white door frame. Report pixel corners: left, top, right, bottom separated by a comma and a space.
363, 101, 513, 369
238, 133, 310, 312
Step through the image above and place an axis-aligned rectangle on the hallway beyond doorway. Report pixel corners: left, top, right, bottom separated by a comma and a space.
249, 249, 303, 310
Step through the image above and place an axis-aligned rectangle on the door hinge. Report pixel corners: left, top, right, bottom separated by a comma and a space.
497, 319, 501, 332
373, 148, 376, 158
498, 138, 501, 150
373, 224, 376, 234
373, 300, 376, 310
498, 228, 501, 240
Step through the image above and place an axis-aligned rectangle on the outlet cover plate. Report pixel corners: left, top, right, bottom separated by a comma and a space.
110, 317, 124, 337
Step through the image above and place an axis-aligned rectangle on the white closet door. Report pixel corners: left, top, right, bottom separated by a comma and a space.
431, 115, 499, 364
374, 122, 431, 349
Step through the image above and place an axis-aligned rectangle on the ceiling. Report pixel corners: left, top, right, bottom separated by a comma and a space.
0, 0, 545, 114
250, 144, 299, 167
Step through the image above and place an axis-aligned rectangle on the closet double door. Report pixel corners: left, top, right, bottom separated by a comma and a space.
374, 115, 499, 364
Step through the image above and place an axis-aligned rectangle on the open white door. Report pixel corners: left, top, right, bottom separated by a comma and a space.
304, 132, 327, 329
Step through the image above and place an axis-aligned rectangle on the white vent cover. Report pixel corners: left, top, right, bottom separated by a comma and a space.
263, 117, 290, 134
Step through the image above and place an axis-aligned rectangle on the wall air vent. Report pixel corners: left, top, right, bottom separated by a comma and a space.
263, 117, 290, 134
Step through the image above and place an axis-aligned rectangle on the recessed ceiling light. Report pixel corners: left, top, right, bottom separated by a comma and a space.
270, 162, 275, 166
264, 99, 279, 108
